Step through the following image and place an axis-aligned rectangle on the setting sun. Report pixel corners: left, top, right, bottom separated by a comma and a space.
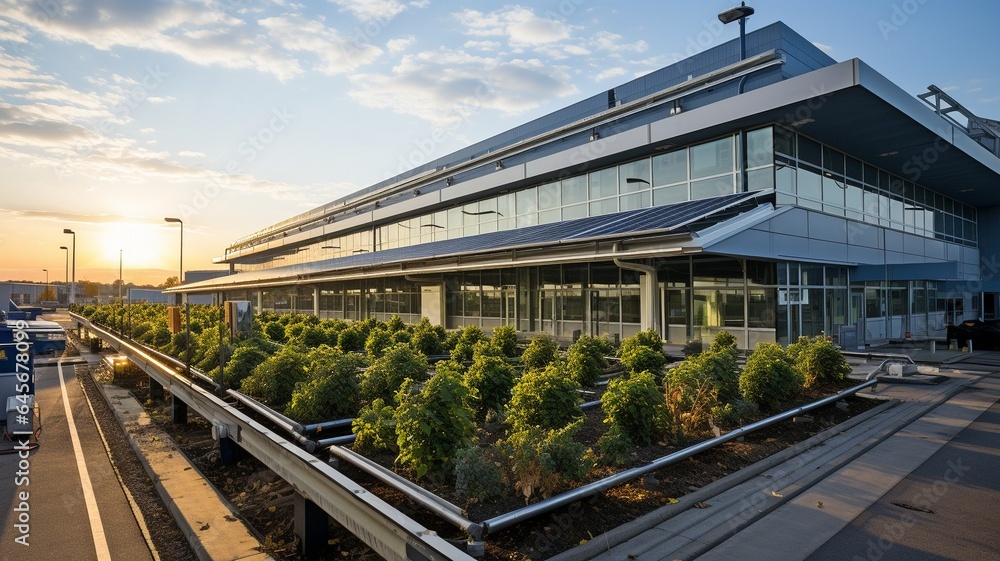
96, 222, 174, 271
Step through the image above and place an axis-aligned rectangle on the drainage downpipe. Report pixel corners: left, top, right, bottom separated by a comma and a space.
226, 389, 317, 451
482, 378, 878, 534
613, 245, 661, 334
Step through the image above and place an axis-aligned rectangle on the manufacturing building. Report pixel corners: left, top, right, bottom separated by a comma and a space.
176, 21, 1000, 349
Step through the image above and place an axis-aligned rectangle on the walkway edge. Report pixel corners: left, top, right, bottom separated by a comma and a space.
548, 398, 899, 561
78, 347, 273, 561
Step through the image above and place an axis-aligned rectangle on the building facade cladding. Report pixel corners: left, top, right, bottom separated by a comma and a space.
201, 22, 997, 349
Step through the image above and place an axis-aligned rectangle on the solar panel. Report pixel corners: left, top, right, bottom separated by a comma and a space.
193, 192, 764, 289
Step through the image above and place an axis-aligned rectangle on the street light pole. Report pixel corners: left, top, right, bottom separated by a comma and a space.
63, 229, 76, 305
42, 269, 48, 304
60, 246, 68, 305
164, 217, 189, 374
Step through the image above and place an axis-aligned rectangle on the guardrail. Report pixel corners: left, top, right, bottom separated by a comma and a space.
70, 312, 475, 561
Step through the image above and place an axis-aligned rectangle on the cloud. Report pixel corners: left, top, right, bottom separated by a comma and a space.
329, 0, 410, 21
812, 42, 833, 54
386, 35, 415, 53
594, 67, 625, 81
140, 127, 155, 133
259, 14, 382, 75
0, 1, 302, 80
147, 96, 176, 103
979, 95, 1000, 103
0, 207, 166, 225
592, 31, 648, 53
454, 6, 573, 47
350, 47, 578, 126
178, 150, 206, 158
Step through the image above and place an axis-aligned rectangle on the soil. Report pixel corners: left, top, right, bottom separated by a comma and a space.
84, 335, 880, 560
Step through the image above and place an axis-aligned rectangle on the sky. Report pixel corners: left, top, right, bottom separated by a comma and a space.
1, 0, 998, 286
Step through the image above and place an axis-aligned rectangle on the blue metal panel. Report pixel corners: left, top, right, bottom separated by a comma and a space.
852, 261, 960, 281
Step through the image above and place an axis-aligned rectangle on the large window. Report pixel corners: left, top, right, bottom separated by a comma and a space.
773, 127, 976, 247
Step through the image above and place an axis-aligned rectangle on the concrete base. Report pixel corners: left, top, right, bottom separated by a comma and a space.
294, 493, 328, 558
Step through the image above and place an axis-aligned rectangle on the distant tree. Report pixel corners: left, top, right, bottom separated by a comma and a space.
80, 280, 100, 297
38, 287, 57, 301
159, 276, 180, 289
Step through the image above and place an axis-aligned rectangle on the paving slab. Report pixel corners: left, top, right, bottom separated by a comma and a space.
695, 376, 1000, 561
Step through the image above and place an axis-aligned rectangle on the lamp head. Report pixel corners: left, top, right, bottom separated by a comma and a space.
718, 2, 754, 24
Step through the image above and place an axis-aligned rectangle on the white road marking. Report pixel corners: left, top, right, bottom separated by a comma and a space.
58, 358, 113, 561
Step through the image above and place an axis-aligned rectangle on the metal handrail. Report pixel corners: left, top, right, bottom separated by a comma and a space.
329, 445, 482, 539
482, 378, 879, 535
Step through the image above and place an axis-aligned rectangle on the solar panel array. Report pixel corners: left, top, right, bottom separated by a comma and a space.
321, 191, 758, 270
210, 192, 762, 287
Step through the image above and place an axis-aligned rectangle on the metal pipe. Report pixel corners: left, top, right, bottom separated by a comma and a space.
482, 378, 878, 534
613, 253, 661, 334
315, 434, 356, 448
301, 418, 355, 434
226, 389, 316, 451
329, 446, 483, 540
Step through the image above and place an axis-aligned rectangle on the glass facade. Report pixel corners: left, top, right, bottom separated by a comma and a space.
224, 122, 980, 349
234, 133, 746, 273
772, 126, 977, 246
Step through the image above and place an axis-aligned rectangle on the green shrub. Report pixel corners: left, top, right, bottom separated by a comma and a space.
595, 424, 634, 466
507, 363, 582, 433
787, 336, 851, 388
711, 400, 760, 428
566, 335, 612, 386
360, 343, 429, 403
491, 325, 520, 358
602, 371, 665, 446
701, 332, 741, 403
663, 354, 724, 443
502, 420, 588, 500
364, 327, 393, 358
394, 370, 476, 478
619, 329, 667, 377
450, 325, 486, 362
411, 321, 445, 356
285, 348, 364, 423
239, 345, 309, 408
682, 339, 703, 357
386, 315, 406, 333
352, 398, 396, 453
224, 345, 268, 388
739, 342, 802, 413
263, 322, 286, 343
337, 326, 367, 353
464, 353, 516, 420
521, 334, 559, 370
454, 447, 506, 502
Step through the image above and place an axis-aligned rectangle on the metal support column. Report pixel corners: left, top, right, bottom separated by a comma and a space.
294, 492, 329, 557
171, 395, 188, 424
149, 378, 164, 400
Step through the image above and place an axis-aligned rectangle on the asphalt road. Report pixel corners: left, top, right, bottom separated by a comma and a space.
807, 395, 1000, 561
0, 359, 154, 561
